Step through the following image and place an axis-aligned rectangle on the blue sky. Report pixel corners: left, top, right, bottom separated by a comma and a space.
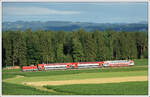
2, 2, 148, 23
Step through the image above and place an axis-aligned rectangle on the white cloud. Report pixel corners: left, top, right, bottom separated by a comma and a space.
3, 6, 81, 15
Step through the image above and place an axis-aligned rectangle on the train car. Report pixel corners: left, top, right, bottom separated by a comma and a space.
44, 63, 67, 70
37, 62, 103, 70
66, 62, 78, 69
102, 60, 134, 67
22, 66, 38, 72
78, 62, 103, 68
38, 64, 45, 70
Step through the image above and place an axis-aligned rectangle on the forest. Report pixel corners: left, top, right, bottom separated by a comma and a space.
2, 29, 148, 67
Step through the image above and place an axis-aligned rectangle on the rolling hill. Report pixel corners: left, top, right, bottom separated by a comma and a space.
2, 21, 148, 32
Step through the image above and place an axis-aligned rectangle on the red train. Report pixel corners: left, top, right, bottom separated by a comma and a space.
22, 60, 134, 71
22, 65, 38, 71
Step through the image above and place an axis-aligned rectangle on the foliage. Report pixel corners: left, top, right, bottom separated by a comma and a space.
72, 35, 84, 62
2, 29, 148, 67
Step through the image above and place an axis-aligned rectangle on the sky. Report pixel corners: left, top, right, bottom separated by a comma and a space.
2, 2, 148, 23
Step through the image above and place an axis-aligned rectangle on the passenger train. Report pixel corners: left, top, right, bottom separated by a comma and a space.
22, 60, 134, 71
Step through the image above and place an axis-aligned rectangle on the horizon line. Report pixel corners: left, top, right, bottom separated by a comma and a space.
2, 20, 148, 24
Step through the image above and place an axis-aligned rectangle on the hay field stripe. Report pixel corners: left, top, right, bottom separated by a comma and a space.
23, 76, 148, 86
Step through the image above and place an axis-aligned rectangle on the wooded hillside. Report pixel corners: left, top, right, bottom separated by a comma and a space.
2, 29, 148, 67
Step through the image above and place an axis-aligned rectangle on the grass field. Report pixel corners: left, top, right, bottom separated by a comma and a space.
2, 82, 53, 95
45, 81, 148, 95
2, 59, 148, 95
133, 59, 148, 66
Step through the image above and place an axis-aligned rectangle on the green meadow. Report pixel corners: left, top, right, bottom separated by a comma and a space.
2, 59, 148, 95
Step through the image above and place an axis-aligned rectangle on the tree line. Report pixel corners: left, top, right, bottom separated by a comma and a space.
2, 29, 148, 67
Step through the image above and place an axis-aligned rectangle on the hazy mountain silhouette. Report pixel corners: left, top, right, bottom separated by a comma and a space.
2, 21, 148, 32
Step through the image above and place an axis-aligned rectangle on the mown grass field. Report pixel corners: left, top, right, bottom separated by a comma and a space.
4, 71, 147, 84
2, 59, 148, 95
2, 82, 53, 95
45, 81, 148, 95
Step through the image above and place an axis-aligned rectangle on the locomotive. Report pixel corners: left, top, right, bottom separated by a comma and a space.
22, 60, 134, 71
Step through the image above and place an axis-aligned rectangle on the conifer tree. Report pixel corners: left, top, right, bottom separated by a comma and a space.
56, 42, 64, 62
72, 37, 84, 62
85, 33, 97, 62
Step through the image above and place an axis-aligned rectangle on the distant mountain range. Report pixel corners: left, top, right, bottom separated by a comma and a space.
2, 21, 148, 32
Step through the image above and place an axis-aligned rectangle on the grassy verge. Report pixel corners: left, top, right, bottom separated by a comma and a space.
134, 59, 148, 65
2, 68, 21, 73
45, 81, 148, 95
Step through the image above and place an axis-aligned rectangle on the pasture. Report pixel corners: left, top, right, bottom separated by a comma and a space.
45, 81, 148, 95
2, 59, 148, 95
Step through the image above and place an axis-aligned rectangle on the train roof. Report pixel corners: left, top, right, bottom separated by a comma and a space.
41, 61, 103, 66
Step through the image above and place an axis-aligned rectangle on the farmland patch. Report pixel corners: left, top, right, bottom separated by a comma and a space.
24, 76, 147, 86
4, 70, 147, 84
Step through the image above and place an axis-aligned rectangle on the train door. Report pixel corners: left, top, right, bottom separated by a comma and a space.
75, 63, 78, 68
66, 64, 70, 69
71, 63, 78, 69
102, 62, 109, 67
38, 64, 45, 70
70, 64, 75, 69
66, 63, 72, 69
99, 63, 103, 67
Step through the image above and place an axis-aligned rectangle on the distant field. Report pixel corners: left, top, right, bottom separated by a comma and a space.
2, 59, 148, 95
